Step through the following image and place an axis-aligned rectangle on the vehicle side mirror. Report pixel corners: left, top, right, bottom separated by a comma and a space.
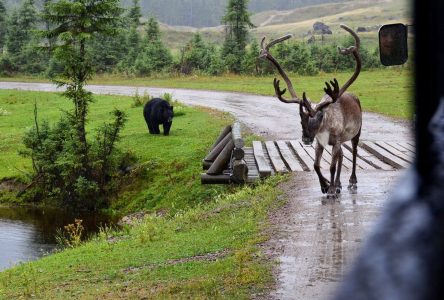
379, 23, 409, 66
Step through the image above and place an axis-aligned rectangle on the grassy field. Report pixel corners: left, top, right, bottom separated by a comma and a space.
0, 90, 233, 213
0, 68, 414, 119
0, 176, 284, 299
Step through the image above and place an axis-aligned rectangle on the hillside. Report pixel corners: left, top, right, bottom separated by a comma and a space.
158, 0, 411, 50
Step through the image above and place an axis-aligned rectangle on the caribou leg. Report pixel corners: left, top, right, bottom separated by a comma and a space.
314, 142, 330, 194
348, 129, 361, 190
327, 144, 343, 198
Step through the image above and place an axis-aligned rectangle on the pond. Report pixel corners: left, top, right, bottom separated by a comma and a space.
0, 206, 117, 271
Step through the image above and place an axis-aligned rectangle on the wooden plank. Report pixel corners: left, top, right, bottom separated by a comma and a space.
360, 141, 410, 169
323, 146, 352, 170
265, 141, 288, 173
276, 141, 304, 172
252, 141, 272, 177
375, 141, 413, 163
341, 144, 376, 170
349, 144, 393, 171
245, 147, 260, 183
288, 140, 313, 171
388, 141, 415, 154
299, 142, 330, 170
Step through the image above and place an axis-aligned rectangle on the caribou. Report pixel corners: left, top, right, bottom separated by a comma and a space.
260, 24, 362, 198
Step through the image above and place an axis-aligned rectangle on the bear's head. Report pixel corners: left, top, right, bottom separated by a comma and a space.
163, 106, 174, 136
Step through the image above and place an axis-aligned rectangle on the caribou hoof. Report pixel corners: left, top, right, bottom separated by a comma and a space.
321, 185, 329, 194
336, 186, 342, 194
348, 183, 358, 190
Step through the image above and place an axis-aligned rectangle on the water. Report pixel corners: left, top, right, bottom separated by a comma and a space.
0, 206, 117, 271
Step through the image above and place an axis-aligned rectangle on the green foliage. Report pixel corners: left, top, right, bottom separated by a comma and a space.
145, 16, 161, 42
222, 0, 255, 74
18, 0, 128, 210
0, 0, 6, 51
127, 0, 142, 26
131, 90, 152, 107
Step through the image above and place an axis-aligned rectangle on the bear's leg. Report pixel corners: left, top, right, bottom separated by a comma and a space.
146, 121, 153, 133
153, 124, 161, 134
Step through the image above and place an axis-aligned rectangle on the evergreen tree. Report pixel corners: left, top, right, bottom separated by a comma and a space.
134, 17, 172, 75
145, 17, 161, 42
0, 0, 6, 52
127, 0, 142, 27
221, 0, 255, 73
23, 0, 127, 209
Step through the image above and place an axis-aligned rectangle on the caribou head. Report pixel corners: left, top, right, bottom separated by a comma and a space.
260, 24, 363, 198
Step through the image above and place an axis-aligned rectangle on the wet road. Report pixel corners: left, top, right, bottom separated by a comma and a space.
267, 170, 404, 300
0, 82, 413, 141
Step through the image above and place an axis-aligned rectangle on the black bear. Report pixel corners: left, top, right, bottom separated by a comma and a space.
143, 98, 174, 136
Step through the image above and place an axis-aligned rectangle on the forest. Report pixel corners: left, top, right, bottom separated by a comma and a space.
0, 0, 381, 80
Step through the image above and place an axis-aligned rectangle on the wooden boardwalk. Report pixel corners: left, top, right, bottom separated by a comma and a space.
245, 140, 414, 183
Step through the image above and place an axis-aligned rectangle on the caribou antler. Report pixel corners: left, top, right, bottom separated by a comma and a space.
303, 24, 361, 117
260, 35, 302, 104
335, 24, 361, 99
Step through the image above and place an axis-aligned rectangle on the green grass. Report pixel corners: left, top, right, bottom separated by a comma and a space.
0, 68, 414, 120
0, 175, 285, 299
0, 90, 233, 213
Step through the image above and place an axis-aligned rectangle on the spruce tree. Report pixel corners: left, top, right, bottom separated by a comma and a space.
0, 0, 6, 52
134, 17, 172, 75
23, 0, 127, 209
128, 0, 142, 27
221, 0, 255, 73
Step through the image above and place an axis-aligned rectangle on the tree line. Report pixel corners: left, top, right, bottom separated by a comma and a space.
0, 0, 381, 79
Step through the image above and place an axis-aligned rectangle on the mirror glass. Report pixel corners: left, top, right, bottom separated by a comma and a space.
379, 23, 408, 66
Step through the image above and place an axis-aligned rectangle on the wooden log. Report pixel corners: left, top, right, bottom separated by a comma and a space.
204, 132, 231, 163
232, 148, 245, 160
232, 122, 244, 149
232, 159, 248, 183
202, 160, 212, 170
201, 174, 231, 184
210, 125, 232, 150
207, 140, 235, 175
252, 141, 272, 177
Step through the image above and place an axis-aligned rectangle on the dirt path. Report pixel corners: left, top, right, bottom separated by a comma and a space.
0, 82, 413, 299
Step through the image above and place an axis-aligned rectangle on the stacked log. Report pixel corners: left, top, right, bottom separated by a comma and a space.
201, 122, 248, 184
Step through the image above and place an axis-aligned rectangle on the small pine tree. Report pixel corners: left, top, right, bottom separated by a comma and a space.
221, 0, 255, 73
134, 17, 172, 76
22, 0, 128, 210
127, 0, 142, 27
0, 0, 7, 52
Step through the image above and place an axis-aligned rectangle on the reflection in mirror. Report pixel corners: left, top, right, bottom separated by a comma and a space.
379, 23, 408, 66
